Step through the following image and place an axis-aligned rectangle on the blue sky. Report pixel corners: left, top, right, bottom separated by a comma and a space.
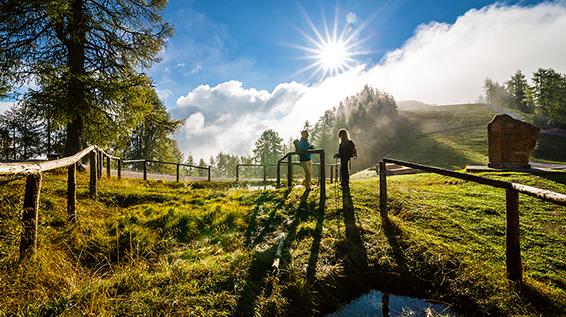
2, 0, 564, 159
149, 0, 543, 109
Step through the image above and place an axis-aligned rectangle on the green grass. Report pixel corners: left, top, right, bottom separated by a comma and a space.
0, 170, 565, 316
391, 104, 566, 168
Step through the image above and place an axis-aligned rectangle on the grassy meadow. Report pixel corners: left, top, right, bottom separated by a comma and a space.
0, 168, 564, 316
392, 104, 566, 168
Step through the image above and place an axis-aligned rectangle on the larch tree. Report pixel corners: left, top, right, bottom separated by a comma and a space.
0, 0, 172, 155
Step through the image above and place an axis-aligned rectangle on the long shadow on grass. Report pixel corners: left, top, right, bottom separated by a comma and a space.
536, 171, 566, 186
236, 190, 311, 316
235, 243, 279, 317
305, 193, 326, 283
336, 187, 369, 275
381, 217, 410, 276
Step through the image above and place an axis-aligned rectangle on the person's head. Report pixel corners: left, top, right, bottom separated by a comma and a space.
338, 128, 350, 141
301, 130, 309, 139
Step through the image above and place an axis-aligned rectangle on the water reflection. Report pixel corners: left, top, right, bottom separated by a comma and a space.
327, 290, 456, 317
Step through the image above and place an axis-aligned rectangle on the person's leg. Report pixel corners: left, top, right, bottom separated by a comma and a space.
305, 160, 312, 189
301, 161, 309, 188
340, 159, 350, 188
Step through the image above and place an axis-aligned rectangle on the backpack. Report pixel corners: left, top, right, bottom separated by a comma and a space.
348, 140, 357, 158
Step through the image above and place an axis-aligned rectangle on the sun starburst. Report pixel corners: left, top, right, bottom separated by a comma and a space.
292, 8, 372, 80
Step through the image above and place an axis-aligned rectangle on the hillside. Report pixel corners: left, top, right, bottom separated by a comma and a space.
389, 103, 566, 169
1, 171, 564, 316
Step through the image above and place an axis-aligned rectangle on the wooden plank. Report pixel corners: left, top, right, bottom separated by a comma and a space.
271, 233, 286, 274
67, 164, 76, 221
0, 146, 95, 175
19, 173, 41, 262
506, 189, 522, 288
512, 183, 566, 206
383, 158, 510, 189
122, 159, 146, 163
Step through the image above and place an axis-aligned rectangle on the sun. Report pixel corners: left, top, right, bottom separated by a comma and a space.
318, 39, 348, 71
292, 9, 371, 80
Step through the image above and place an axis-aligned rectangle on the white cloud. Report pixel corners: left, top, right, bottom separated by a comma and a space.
173, 2, 566, 160
0, 101, 15, 114
156, 88, 173, 102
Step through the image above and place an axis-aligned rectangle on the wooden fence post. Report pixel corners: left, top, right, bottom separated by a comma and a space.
506, 188, 522, 288
143, 160, 147, 181
97, 151, 102, 179
176, 164, 180, 182
117, 159, 122, 180
106, 156, 110, 178
207, 166, 211, 182
19, 173, 42, 262
276, 161, 281, 187
89, 151, 97, 197
379, 161, 388, 218
236, 165, 240, 182
263, 165, 267, 182
319, 152, 326, 196
67, 163, 76, 222
287, 154, 292, 189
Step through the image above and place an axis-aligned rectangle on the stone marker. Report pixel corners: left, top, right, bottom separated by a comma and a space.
488, 114, 540, 168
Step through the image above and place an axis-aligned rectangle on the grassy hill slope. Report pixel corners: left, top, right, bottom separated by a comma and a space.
389, 104, 566, 169
1, 171, 564, 316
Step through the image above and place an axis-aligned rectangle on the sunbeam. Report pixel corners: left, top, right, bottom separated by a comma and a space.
292, 7, 373, 80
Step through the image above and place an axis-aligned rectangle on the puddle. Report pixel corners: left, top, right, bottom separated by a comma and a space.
327, 290, 456, 317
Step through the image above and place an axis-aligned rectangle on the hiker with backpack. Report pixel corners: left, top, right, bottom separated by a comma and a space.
334, 128, 357, 189
295, 130, 314, 190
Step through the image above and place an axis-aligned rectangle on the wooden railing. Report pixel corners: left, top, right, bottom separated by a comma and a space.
237, 161, 340, 183
235, 164, 277, 182
378, 157, 566, 289
0, 147, 212, 262
275, 150, 326, 196
122, 159, 211, 182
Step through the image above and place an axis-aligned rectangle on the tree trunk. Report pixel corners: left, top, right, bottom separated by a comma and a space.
64, 116, 83, 156
63, 0, 87, 156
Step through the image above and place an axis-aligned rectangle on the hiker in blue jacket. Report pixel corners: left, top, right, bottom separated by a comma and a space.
297, 130, 314, 190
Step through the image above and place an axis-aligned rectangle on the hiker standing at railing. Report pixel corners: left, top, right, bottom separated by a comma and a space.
334, 128, 357, 190
295, 130, 314, 190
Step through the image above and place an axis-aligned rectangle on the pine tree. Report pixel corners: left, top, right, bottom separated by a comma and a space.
0, 0, 172, 155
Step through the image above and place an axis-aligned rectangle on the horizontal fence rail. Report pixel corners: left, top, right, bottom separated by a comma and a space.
236, 164, 277, 182
0, 146, 212, 262
378, 157, 566, 289
275, 150, 326, 197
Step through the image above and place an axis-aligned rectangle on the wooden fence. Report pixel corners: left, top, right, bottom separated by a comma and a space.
378, 157, 566, 289
122, 159, 211, 182
0, 146, 212, 262
237, 161, 340, 183
275, 150, 326, 196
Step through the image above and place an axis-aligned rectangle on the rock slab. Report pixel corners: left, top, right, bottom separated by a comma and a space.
488, 114, 540, 168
